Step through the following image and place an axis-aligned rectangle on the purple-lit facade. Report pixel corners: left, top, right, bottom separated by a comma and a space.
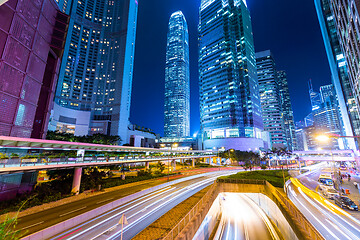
0, 0, 68, 139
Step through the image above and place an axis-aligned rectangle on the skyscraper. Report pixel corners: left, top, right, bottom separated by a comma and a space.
256, 50, 287, 149
0, 0, 68, 139
49, 0, 138, 144
313, 84, 344, 148
164, 11, 190, 138
199, 0, 265, 150
314, 0, 360, 150
278, 71, 297, 150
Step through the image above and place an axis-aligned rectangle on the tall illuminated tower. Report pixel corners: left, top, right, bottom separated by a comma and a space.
164, 11, 190, 138
314, 0, 359, 150
49, 0, 138, 144
199, 0, 264, 150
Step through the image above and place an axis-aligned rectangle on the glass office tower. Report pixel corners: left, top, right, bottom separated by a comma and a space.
314, 0, 359, 150
278, 71, 297, 151
49, 0, 138, 144
199, 0, 265, 150
256, 50, 287, 149
164, 11, 190, 138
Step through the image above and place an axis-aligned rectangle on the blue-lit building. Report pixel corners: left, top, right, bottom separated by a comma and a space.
164, 11, 190, 138
49, 0, 138, 144
278, 71, 297, 150
199, 0, 266, 151
256, 50, 287, 149
314, 0, 360, 150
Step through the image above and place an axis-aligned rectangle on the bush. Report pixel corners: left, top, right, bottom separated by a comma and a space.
218, 170, 290, 188
260, 164, 267, 170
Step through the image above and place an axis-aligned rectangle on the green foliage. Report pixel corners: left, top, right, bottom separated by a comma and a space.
137, 169, 152, 177
260, 164, 267, 170
0, 215, 24, 240
46, 131, 121, 145
20, 155, 38, 159
10, 153, 19, 158
153, 161, 166, 175
0, 153, 8, 159
47, 169, 74, 181
80, 167, 108, 191
219, 170, 290, 188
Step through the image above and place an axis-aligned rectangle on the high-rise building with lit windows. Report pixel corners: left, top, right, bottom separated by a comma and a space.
278, 71, 297, 150
49, 0, 138, 144
164, 11, 190, 138
199, 0, 266, 150
256, 50, 287, 149
314, 0, 360, 150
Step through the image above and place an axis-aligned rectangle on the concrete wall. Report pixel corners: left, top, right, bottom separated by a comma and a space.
48, 103, 91, 136
192, 195, 221, 240
246, 193, 298, 240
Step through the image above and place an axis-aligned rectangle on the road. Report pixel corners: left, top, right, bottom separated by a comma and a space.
213, 193, 280, 240
42, 170, 238, 240
287, 176, 360, 240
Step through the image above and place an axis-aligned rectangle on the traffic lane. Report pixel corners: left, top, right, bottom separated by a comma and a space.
106, 174, 229, 240
16, 178, 167, 234
51, 171, 235, 240
300, 166, 360, 219
287, 182, 360, 240
219, 193, 275, 240
18, 171, 223, 235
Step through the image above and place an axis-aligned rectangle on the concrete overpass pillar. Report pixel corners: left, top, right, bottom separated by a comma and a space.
192, 159, 195, 167
172, 160, 176, 171
71, 167, 82, 195
145, 162, 150, 170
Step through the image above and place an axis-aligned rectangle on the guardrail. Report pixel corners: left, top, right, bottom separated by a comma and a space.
162, 183, 217, 240
265, 181, 324, 240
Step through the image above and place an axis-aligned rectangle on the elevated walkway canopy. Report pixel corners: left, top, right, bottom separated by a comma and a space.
0, 136, 209, 154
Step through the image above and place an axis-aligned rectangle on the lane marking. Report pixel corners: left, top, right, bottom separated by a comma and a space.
52, 186, 173, 240
96, 198, 114, 204
59, 206, 87, 217
57, 228, 82, 240
19, 221, 44, 231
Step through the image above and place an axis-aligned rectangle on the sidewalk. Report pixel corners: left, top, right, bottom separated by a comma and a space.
339, 172, 360, 219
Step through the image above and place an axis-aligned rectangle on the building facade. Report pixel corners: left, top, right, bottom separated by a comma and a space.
313, 84, 344, 148
278, 71, 297, 150
315, 0, 360, 150
256, 50, 287, 149
164, 11, 190, 138
49, 0, 138, 144
199, 0, 265, 150
0, 0, 68, 139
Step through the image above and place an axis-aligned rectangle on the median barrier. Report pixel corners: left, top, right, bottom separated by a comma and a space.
22, 171, 220, 240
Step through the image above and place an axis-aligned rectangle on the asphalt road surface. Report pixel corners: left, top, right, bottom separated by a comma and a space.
287, 178, 360, 240
213, 193, 280, 240
43, 170, 238, 240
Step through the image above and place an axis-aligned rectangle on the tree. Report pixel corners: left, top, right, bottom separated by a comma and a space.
46, 131, 121, 145
153, 161, 165, 175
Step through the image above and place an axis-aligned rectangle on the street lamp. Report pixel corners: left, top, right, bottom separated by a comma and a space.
316, 134, 339, 190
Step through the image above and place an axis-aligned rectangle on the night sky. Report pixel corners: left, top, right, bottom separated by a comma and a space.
130, 0, 331, 136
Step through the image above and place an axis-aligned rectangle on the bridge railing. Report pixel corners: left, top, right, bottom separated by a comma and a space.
0, 154, 214, 169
